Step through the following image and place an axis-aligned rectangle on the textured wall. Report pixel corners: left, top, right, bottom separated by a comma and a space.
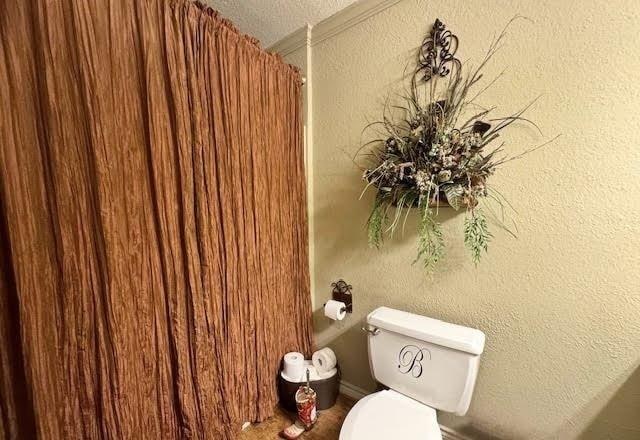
302, 0, 640, 438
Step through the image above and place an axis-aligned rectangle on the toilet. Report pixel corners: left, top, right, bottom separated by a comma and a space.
340, 307, 486, 440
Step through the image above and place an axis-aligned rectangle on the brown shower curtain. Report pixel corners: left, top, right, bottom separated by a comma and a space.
0, 0, 313, 438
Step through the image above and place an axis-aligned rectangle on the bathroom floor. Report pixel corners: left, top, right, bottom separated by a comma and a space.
239, 394, 355, 439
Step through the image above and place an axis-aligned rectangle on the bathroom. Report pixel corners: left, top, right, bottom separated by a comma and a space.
1, 0, 639, 439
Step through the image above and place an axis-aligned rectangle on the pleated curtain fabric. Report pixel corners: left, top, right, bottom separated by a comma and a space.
0, 0, 313, 438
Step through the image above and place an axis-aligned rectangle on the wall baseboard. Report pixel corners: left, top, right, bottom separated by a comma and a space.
339, 379, 370, 401
440, 425, 473, 440
339, 380, 473, 440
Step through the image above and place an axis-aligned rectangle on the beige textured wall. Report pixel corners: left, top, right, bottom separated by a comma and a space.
297, 0, 640, 438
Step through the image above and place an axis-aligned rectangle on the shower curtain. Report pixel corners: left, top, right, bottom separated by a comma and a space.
0, 0, 313, 438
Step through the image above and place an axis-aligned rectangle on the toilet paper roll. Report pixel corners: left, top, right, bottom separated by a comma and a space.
283, 352, 304, 382
324, 300, 347, 321
281, 366, 337, 383
280, 370, 300, 383
312, 347, 337, 373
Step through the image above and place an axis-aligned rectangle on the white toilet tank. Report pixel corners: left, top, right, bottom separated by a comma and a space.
366, 307, 485, 416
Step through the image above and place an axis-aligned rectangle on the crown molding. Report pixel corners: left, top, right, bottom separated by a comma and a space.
269, 0, 404, 55
311, 0, 404, 46
268, 24, 311, 57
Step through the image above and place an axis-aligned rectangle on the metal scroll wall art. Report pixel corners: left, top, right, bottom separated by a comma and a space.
417, 18, 461, 82
361, 16, 553, 271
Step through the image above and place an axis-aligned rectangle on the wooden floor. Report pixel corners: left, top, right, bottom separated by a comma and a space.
239, 395, 355, 440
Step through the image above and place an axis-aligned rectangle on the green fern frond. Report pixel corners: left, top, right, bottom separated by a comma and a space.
464, 210, 492, 264
367, 199, 387, 248
414, 204, 445, 271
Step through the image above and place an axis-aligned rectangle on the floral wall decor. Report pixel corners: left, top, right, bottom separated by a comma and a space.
360, 18, 557, 270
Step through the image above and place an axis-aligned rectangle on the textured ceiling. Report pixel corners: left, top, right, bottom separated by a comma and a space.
207, 0, 358, 47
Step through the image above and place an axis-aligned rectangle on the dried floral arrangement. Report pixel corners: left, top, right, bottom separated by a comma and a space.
360, 18, 556, 270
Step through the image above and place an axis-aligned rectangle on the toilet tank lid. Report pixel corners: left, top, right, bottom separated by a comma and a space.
367, 307, 485, 355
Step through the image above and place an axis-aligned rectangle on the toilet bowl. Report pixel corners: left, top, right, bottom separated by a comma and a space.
339, 307, 485, 440
339, 390, 442, 440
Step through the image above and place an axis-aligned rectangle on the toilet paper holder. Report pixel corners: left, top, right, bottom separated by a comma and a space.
325, 279, 353, 314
